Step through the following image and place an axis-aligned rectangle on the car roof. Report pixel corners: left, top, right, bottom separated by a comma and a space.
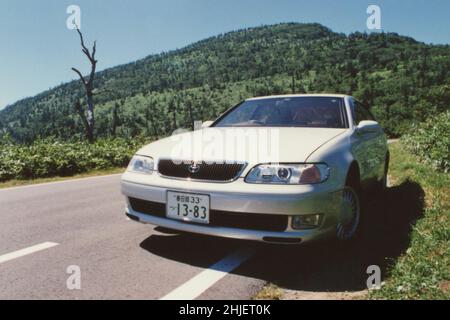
246, 94, 350, 101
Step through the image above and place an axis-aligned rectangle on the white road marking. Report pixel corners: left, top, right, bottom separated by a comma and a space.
0, 242, 59, 264
160, 247, 254, 300
0, 173, 122, 191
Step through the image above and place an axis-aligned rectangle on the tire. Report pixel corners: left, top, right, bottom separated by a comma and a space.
336, 175, 362, 242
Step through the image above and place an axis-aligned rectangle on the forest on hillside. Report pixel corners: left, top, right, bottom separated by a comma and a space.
1, 23, 449, 142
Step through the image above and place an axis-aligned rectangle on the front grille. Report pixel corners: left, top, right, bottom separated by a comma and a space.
129, 198, 287, 232
158, 160, 245, 182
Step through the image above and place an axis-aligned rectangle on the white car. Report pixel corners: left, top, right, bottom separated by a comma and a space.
121, 94, 388, 244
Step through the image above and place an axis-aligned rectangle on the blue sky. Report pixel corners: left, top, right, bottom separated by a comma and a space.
1, 0, 449, 109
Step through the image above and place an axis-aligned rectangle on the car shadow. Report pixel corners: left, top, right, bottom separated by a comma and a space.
139, 180, 424, 293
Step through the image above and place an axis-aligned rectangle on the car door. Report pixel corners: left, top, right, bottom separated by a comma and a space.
350, 99, 385, 189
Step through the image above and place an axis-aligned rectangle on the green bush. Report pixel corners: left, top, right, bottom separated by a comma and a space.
402, 111, 450, 173
0, 137, 147, 182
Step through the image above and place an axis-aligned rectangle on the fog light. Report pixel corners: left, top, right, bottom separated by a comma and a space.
291, 214, 322, 229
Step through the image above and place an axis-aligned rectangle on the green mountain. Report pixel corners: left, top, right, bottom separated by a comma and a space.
1, 22, 449, 142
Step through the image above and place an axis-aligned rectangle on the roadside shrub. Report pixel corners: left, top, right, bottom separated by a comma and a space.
402, 111, 450, 173
0, 137, 148, 182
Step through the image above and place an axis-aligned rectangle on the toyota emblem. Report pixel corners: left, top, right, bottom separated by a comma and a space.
188, 162, 201, 174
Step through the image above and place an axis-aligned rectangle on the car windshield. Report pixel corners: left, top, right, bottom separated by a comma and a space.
214, 96, 347, 128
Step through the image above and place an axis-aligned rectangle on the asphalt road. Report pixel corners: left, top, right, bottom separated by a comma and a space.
0, 174, 267, 299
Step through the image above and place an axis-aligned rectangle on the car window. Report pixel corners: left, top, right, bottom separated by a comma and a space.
214, 97, 348, 128
353, 101, 375, 124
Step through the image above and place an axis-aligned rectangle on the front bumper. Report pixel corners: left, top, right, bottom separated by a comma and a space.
121, 172, 343, 244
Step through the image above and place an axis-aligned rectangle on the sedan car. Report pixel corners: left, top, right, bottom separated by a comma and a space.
121, 94, 388, 244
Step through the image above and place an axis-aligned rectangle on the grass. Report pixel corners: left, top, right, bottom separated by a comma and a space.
253, 283, 283, 300
0, 137, 145, 182
369, 142, 449, 299
0, 167, 125, 189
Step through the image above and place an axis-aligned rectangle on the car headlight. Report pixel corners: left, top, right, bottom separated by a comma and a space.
245, 163, 329, 184
127, 155, 154, 174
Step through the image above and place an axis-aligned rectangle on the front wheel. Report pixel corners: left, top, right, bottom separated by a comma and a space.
336, 186, 361, 241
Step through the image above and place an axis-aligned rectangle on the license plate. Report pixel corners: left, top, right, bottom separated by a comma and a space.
166, 191, 210, 224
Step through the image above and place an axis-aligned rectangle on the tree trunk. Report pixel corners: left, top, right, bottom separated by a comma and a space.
74, 100, 94, 142
71, 28, 98, 143
86, 93, 95, 140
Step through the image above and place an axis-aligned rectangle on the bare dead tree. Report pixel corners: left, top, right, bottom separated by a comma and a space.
72, 28, 97, 142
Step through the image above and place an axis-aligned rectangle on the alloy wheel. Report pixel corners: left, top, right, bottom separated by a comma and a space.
337, 186, 361, 240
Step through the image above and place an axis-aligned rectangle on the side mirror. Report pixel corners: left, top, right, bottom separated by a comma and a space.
201, 120, 214, 129
356, 120, 380, 134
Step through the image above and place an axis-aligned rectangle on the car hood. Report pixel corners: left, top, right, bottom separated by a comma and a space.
137, 127, 347, 165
